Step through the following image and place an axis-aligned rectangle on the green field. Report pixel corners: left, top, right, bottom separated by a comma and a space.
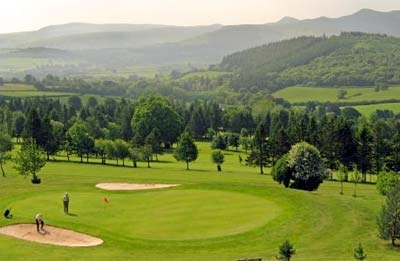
0, 91, 75, 98
352, 103, 400, 116
0, 142, 397, 260
0, 84, 79, 98
0, 57, 69, 71
273, 86, 400, 104
0, 83, 36, 92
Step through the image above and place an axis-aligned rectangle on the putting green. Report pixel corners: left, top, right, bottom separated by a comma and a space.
9, 189, 280, 241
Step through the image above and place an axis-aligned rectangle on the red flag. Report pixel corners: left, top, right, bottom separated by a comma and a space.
104, 197, 109, 204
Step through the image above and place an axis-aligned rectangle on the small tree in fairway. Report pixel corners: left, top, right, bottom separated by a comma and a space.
337, 164, 348, 195
14, 138, 46, 184
174, 131, 198, 170
276, 240, 295, 261
353, 243, 367, 260
211, 150, 224, 172
351, 167, 362, 197
129, 147, 141, 168
142, 144, 153, 168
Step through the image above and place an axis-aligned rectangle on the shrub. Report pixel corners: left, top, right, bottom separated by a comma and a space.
376, 172, 400, 196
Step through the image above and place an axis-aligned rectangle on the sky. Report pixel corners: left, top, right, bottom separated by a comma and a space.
2, 0, 400, 33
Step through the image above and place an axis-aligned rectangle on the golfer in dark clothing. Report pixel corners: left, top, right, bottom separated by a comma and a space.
3, 208, 12, 219
35, 213, 44, 232
63, 192, 70, 214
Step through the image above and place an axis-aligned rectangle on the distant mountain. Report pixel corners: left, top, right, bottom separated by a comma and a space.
219, 33, 400, 92
0, 23, 222, 50
2, 9, 400, 73
276, 17, 300, 24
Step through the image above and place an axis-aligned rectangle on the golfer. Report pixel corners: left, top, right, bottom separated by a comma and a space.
63, 192, 70, 214
3, 208, 12, 219
35, 213, 44, 232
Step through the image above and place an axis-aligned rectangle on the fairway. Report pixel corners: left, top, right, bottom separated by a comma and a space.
0, 142, 398, 260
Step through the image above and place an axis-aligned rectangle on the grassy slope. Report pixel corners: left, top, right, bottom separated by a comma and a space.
352, 103, 400, 116
273, 86, 400, 103
0, 142, 397, 260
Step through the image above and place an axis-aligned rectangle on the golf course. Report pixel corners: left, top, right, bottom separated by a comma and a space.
0, 142, 397, 260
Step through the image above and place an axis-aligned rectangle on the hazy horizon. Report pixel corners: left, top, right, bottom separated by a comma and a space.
2, 0, 400, 34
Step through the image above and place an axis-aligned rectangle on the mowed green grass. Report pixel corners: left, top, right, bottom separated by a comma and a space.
352, 103, 400, 116
273, 86, 400, 103
0, 83, 36, 91
0, 84, 77, 98
0, 142, 398, 260
0, 91, 75, 97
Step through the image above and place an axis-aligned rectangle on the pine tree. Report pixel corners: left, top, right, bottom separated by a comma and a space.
353, 243, 367, 260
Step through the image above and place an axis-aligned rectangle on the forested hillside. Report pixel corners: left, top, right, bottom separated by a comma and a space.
221, 33, 400, 92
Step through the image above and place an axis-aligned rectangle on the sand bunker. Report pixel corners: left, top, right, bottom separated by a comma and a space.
0, 224, 103, 247
96, 183, 179, 191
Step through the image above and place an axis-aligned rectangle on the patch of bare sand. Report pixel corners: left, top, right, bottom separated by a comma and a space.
0, 224, 103, 247
96, 183, 179, 191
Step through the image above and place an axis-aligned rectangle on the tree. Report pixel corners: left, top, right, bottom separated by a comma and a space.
276, 240, 295, 261
113, 139, 130, 166
387, 133, 400, 172
174, 131, 198, 170
337, 89, 347, 100
68, 96, 83, 111
129, 147, 141, 168
95, 139, 108, 164
286, 142, 326, 191
67, 121, 93, 163
142, 144, 153, 168
41, 117, 57, 160
23, 109, 43, 145
247, 123, 269, 175
337, 164, 348, 195
357, 126, 373, 183
145, 128, 163, 160
211, 134, 227, 150
272, 154, 291, 188
0, 133, 13, 177
371, 120, 390, 176
239, 135, 252, 153
187, 105, 207, 138
131, 97, 182, 146
211, 150, 225, 172
377, 183, 400, 246
354, 243, 367, 261
14, 139, 46, 184
351, 167, 362, 197
227, 133, 240, 151
376, 172, 400, 196
13, 114, 25, 143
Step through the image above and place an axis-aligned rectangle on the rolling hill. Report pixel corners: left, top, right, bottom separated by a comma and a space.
2, 9, 400, 75
220, 33, 400, 92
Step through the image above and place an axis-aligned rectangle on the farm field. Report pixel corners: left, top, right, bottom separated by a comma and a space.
351, 103, 400, 116
0, 83, 36, 92
0, 142, 397, 261
273, 86, 400, 104
0, 91, 75, 98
